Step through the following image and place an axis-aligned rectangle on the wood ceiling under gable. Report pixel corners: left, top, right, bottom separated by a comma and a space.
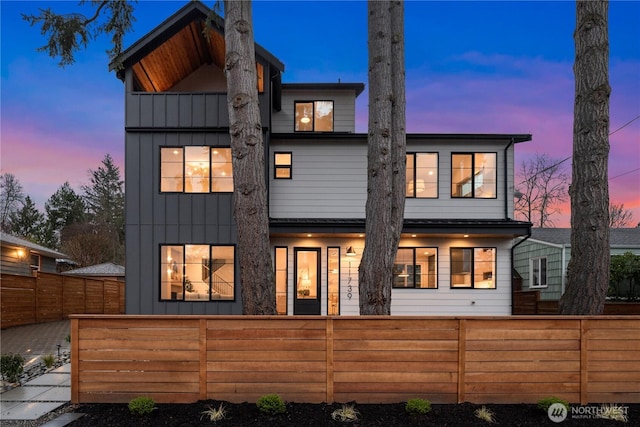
132, 20, 226, 92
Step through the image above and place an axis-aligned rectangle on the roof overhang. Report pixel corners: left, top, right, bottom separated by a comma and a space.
282, 82, 365, 97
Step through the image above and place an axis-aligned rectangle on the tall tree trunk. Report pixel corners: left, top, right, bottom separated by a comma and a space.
224, 0, 275, 314
359, 0, 405, 315
560, 0, 610, 315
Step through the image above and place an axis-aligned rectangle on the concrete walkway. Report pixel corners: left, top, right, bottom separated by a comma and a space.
1, 320, 82, 424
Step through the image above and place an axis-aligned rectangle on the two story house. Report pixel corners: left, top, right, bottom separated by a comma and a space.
113, 1, 532, 316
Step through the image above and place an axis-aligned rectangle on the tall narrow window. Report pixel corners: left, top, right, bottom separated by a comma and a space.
451, 153, 496, 198
531, 257, 547, 288
327, 247, 340, 315
450, 247, 496, 289
274, 152, 292, 179
393, 247, 438, 288
211, 148, 233, 192
275, 247, 288, 315
185, 147, 210, 193
295, 101, 334, 132
406, 153, 438, 198
160, 148, 184, 192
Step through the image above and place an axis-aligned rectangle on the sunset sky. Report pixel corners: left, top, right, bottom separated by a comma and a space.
2, 0, 639, 227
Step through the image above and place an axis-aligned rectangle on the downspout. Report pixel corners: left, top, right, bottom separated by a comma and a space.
511, 230, 532, 314
504, 137, 515, 219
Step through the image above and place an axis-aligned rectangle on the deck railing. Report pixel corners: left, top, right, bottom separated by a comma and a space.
70, 315, 640, 405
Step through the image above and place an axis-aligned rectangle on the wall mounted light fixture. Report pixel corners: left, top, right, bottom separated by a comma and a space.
346, 246, 356, 256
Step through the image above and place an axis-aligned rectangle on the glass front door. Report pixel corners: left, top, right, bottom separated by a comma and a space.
294, 248, 321, 315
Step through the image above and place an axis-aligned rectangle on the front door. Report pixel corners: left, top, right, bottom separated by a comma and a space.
293, 248, 321, 315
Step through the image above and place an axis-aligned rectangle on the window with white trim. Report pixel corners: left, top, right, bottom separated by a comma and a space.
530, 257, 547, 288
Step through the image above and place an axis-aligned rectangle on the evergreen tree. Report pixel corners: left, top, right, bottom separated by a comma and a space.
9, 196, 46, 244
44, 182, 87, 248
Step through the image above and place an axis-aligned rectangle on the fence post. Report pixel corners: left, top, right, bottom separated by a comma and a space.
580, 318, 588, 405
199, 318, 207, 400
71, 317, 79, 404
326, 317, 334, 403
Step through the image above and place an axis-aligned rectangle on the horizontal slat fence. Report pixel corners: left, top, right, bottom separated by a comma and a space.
0, 272, 124, 329
513, 291, 640, 315
71, 315, 640, 405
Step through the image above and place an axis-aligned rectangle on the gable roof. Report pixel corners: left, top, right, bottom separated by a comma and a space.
0, 232, 69, 259
111, 1, 284, 92
530, 228, 640, 247
62, 262, 125, 277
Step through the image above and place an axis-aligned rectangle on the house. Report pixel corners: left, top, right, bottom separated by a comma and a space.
62, 262, 125, 282
0, 231, 71, 276
513, 228, 640, 300
112, 1, 532, 316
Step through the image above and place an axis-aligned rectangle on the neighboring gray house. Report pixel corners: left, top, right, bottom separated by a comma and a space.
514, 228, 640, 300
0, 232, 70, 276
62, 262, 125, 282
114, 1, 532, 316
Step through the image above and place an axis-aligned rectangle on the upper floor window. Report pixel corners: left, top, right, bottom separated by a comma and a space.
451, 153, 497, 198
161, 244, 235, 301
274, 152, 292, 179
450, 247, 496, 289
530, 257, 547, 288
406, 153, 438, 198
295, 101, 334, 132
393, 247, 438, 288
160, 147, 233, 193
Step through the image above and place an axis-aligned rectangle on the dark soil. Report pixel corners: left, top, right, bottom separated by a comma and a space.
65, 401, 639, 426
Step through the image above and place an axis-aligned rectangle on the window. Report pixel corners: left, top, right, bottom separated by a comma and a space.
530, 257, 547, 288
30, 253, 40, 271
406, 153, 438, 198
160, 244, 235, 301
327, 247, 340, 315
393, 247, 438, 288
295, 101, 334, 132
160, 147, 233, 193
274, 247, 288, 315
274, 152, 292, 179
451, 153, 497, 198
450, 248, 496, 289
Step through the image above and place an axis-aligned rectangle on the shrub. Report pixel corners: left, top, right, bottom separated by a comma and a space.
406, 398, 431, 416
201, 403, 226, 422
474, 405, 496, 423
1, 353, 25, 383
537, 396, 569, 412
128, 396, 156, 416
599, 403, 628, 422
42, 354, 56, 368
256, 394, 286, 415
331, 404, 360, 422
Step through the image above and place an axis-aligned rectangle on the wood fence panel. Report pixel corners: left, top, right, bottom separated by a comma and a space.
76, 317, 200, 403
333, 318, 459, 404
36, 272, 63, 323
63, 277, 86, 317
0, 274, 36, 328
103, 281, 121, 314
206, 318, 327, 403
463, 318, 582, 404
586, 318, 640, 403
84, 279, 105, 314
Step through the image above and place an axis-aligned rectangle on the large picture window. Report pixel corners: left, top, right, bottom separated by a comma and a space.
161, 244, 235, 301
530, 257, 547, 288
450, 247, 496, 289
160, 147, 233, 193
406, 153, 438, 198
295, 101, 334, 132
393, 247, 438, 289
451, 153, 496, 198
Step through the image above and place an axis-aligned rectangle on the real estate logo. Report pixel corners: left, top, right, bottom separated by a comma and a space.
548, 403, 568, 423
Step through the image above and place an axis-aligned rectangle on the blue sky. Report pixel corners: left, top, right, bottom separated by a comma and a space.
2, 0, 639, 226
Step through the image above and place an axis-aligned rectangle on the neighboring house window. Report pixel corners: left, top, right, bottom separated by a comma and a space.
30, 253, 40, 271
294, 101, 334, 132
406, 153, 438, 198
450, 247, 496, 289
274, 152, 292, 179
160, 147, 233, 193
530, 257, 547, 288
160, 244, 235, 301
451, 153, 497, 198
393, 247, 438, 288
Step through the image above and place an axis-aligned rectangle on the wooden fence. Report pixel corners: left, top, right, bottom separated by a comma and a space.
71, 315, 640, 405
0, 272, 124, 329
513, 291, 640, 315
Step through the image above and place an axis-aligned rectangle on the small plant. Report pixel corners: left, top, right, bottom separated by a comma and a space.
474, 405, 496, 423
201, 403, 226, 422
42, 353, 56, 368
599, 403, 628, 422
256, 393, 286, 415
331, 404, 360, 423
128, 396, 156, 416
405, 398, 431, 416
537, 396, 569, 412
1, 353, 25, 383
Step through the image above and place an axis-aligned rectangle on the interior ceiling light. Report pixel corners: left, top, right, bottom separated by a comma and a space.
301, 116, 310, 124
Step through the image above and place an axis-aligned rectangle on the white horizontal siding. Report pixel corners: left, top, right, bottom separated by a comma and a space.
272, 90, 357, 133
270, 237, 514, 316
